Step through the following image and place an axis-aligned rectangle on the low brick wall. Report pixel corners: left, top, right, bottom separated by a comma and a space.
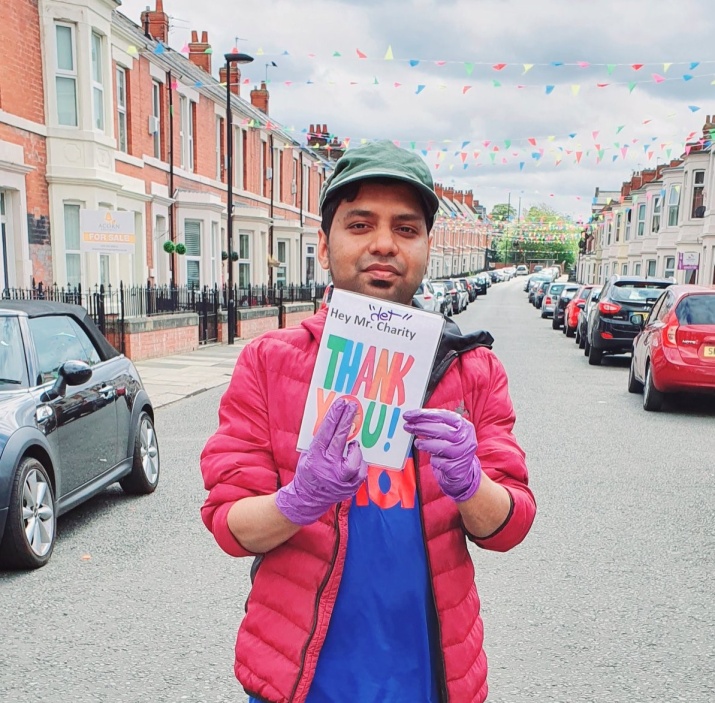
282, 302, 316, 329
237, 306, 279, 339
111, 312, 199, 361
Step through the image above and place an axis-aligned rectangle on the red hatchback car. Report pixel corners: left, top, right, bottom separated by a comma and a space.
563, 284, 595, 337
629, 285, 715, 411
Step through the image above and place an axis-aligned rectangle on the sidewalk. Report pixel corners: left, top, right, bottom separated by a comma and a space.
134, 341, 251, 408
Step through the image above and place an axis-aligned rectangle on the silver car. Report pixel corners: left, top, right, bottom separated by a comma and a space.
413, 279, 440, 313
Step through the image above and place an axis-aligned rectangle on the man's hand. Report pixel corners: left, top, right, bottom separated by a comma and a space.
275, 398, 368, 526
403, 408, 482, 503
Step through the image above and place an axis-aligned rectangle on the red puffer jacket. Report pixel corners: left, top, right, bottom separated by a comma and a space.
201, 309, 536, 703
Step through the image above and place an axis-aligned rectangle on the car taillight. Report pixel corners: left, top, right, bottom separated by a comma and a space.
423, 294, 432, 300
599, 301, 621, 315
545, 296, 552, 304
664, 324, 679, 346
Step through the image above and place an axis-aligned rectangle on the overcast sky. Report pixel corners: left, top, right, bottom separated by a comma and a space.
120, 0, 715, 220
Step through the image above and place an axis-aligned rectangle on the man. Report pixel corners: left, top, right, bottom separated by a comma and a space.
201, 141, 536, 703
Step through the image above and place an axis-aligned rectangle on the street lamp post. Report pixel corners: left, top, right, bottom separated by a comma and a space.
225, 52, 254, 345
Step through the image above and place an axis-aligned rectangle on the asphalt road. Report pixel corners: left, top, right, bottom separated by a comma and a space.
1, 278, 713, 703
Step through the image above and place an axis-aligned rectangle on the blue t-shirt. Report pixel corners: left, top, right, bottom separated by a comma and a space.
250, 457, 439, 703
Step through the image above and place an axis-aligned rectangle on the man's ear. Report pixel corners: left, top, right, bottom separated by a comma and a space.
317, 228, 330, 271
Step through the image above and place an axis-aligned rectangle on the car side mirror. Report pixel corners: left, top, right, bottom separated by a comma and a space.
576, 302, 585, 310
42, 360, 92, 402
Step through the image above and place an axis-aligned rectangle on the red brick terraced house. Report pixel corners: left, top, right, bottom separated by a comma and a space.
0, 0, 333, 294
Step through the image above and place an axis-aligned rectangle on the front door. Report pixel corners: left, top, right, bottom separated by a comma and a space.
29, 314, 118, 497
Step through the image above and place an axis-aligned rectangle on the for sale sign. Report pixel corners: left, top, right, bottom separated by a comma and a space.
80, 210, 136, 254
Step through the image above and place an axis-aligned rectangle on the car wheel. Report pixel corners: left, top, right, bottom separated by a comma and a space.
0, 457, 56, 570
643, 364, 664, 412
552, 316, 560, 330
120, 411, 160, 495
583, 336, 590, 356
628, 357, 644, 394
588, 345, 603, 366
566, 325, 576, 338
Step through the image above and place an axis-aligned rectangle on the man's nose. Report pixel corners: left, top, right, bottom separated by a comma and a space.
368, 223, 399, 256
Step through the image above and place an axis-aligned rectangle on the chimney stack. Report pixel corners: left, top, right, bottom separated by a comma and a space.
219, 64, 241, 96
250, 81, 269, 115
140, 0, 169, 44
464, 191, 474, 208
188, 30, 212, 74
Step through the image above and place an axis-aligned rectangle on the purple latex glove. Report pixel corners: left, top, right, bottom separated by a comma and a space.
276, 398, 368, 526
403, 408, 482, 503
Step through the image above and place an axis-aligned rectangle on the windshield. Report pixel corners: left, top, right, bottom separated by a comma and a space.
675, 294, 715, 325
0, 316, 28, 389
549, 284, 566, 295
611, 283, 670, 303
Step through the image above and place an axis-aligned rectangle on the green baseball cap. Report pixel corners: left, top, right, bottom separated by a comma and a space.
319, 140, 440, 218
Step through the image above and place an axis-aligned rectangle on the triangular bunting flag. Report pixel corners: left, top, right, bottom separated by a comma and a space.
356, 49, 367, 59
409, 59, 420, 67
154, 42, 165, 55
628, 82, 637, 93
492, 63, 507, 71
416, 85, 426, 94
465, 62, 474, 76
653, 73, 665, 83
384, 45, 394, 60
492, 80, 501, 87
631, 63, 644, 71
545, 85, 555, 94
523, 63, 534, 74
663, 62, 672, 72
607, 64, 616, 75
683, 74, 693, 81
462, 85, 472, 94
688, 105, 701, 112
690, 61, 700, 70
571, 84, 581, 96
333, 51, 342, 57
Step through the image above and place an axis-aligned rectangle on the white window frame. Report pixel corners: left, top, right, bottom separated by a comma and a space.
179, 95, 187, 169
625, 209, 632, 241
664, 256, 676, 279
667, 185, 680, 227
646, 260, 657, 277
91, 31, 105, 131
152, 81, 162, 159
634, 262, 642, 276
621, 263, 628, 276
55, 23, 78, 127
302, 162, 310, 212
238, 230, 251, 288
188, 101, 195, 172
210, 222, 218, 285
273, 147, 282, 203
184, 219, 202, 289
636, 203, 646, 237
234, 126, 244, 190
0, 192, 10, 290
116, 66, 128, 152
691, 170, 705, 218
277, 239, 288, 286
259, 139, 266, 197
292, 156, 299, 207
64, 203, 82, 287
215, 117, 222, 181
651, 195, 661, 234
615, 212, 622, 242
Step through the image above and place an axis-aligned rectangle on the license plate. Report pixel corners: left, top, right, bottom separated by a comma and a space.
704, 346, 715, 358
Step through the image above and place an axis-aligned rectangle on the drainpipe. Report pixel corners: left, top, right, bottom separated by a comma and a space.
269, 132, 274, 287
299, 150, 304, 284
168, 70, 176, 287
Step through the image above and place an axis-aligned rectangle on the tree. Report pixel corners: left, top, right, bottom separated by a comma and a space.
492, 203, 580, 267
490, 203, 516, 223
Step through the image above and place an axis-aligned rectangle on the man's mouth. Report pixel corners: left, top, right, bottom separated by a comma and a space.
363, 264, 400, 279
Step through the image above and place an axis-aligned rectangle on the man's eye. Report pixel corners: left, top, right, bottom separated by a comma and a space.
398, 226, 417, 234
348, 223, 368, 230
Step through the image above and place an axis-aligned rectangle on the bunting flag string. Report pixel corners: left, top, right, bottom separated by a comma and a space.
234, 71, 715, 94
243, 50, 714, 74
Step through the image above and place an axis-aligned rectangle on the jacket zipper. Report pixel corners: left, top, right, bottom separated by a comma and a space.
288, 503, 342, 702
414, 454, 449, 703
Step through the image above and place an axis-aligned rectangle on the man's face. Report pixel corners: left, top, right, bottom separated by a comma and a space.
317, 181, 432, 305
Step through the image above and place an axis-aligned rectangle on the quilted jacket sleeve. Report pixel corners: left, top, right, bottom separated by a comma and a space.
466, 348, 536, 552
200, 341, 278, 558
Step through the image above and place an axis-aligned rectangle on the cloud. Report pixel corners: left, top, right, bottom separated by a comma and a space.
119, 0, 715, 218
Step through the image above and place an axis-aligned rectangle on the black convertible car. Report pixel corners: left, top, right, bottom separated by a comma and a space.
0, 301, 159, 569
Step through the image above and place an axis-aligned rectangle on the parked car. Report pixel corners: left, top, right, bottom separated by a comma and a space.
629, 285, 715, 411
0, 301, 159, 569
528, 275, 551, 304
564, 284, 595, 337
430, 280, 453, 318
458, 277, 477, 303
552, 284, 580, 329
534, 280, 552, 309
540, 282, 568, 319
435, 279, 468, 314
515, 265, 529, 276
585, 276, 673, 366
413, 279, 440, 313
470, 274, 489, 297
577, 286, 602, 349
